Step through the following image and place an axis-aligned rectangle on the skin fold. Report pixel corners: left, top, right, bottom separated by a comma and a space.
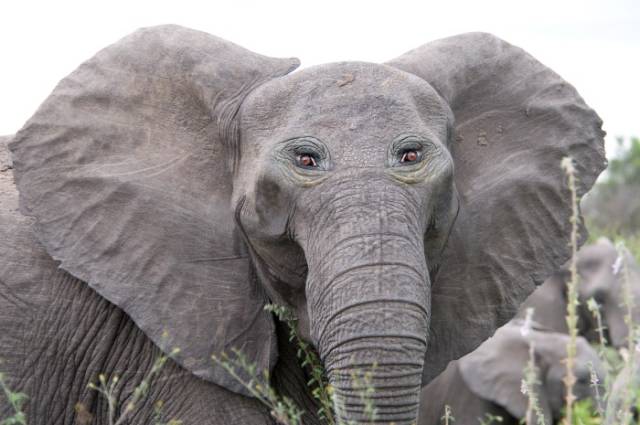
0, 26, 606, 424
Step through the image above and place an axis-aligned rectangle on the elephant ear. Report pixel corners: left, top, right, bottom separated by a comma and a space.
387, 32, 606, 383
9, 25, 299, 396
459, 325, 553, 423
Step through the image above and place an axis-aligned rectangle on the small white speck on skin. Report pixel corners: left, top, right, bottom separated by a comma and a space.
520, 307, 534, 338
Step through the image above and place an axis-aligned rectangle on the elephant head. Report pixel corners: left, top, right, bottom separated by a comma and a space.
454, 323, 604, 424
521, 238, 640, 348
577, 238, 640, 347
8, 26, 605, 424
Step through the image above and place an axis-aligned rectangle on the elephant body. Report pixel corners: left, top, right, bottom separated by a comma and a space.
0, 269, 277, 425
0, 26, 605, 424
418, 323, 603, 425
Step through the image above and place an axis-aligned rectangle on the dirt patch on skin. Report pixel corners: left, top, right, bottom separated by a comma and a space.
0, 136, 28, 222
337, 73, 355, 87
0, 136, 12, 172
0, 165, 20, 216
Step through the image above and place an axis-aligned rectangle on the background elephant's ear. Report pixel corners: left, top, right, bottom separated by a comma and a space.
9, 25, 299, 396
459, 325, 553, 423
387, 32, 606, 383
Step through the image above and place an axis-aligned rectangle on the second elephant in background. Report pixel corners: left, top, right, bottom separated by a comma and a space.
417, 323, 604, 425
519, 238, 640, 348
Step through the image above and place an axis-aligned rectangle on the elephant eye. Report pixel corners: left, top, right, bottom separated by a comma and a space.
400, 149, 421, 164
297, 153, 318, 168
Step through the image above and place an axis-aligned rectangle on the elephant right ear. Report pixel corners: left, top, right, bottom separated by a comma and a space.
9, 25, 299, 396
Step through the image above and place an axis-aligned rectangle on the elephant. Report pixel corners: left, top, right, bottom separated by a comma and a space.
0, 25, 606, 424
417, 322, 604, 425
518, 238, 640, 348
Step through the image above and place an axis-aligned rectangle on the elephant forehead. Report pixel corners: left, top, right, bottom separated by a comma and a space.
579, 240, 618, 264
241, 62, 450, 160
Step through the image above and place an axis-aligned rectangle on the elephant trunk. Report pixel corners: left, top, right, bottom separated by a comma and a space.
309, 261, 429, 424
301, 178, 430, 424
320, 295, 428, 424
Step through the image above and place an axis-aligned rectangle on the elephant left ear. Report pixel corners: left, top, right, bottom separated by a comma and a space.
9, 25, 299, 396
387, 32, 606, 384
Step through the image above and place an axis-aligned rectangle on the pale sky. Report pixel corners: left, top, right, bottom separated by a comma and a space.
1, 0, 638, 159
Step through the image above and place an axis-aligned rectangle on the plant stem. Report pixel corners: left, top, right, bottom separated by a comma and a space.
561, 157, 579, 425
616, 242, 637, 425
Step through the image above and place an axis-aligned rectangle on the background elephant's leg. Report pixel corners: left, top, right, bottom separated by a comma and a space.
0, 269, 275, 425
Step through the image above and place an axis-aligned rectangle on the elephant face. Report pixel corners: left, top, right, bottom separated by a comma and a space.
8, 26, 606, 424
521, 238, 640, 348
457, 323, 603, 424
234, 64, 456, 421
577, 238, 640, 347
235, 63, 455, 329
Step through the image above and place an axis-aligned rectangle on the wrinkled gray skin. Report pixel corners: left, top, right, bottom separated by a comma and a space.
418, 323, 604, 425
519, 238, 640, 348
0, 26, 605, 424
